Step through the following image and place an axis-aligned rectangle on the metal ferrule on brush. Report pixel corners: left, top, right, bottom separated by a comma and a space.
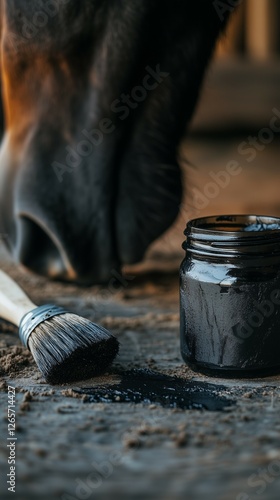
19, 304, 68, 349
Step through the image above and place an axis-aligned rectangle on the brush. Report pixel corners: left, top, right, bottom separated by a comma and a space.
0, 270, 119, 384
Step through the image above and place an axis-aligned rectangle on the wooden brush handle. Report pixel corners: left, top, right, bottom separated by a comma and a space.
0, 270, 36, 327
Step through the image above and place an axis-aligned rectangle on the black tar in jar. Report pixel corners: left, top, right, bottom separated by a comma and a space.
180, 215, 280, 378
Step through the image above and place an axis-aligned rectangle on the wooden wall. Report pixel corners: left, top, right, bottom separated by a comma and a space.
216, 0, 280, 59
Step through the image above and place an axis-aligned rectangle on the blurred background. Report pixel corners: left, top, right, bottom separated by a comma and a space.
136, 0, 280, 271
193, 0, 280, 131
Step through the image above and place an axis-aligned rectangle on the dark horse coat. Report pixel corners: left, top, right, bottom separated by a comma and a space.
0, 0, 235, 283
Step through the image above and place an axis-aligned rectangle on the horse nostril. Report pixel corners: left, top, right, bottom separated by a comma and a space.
15, 215, 74, 280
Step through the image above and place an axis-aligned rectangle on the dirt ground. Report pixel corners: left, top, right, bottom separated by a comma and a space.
1, 133, 280, 500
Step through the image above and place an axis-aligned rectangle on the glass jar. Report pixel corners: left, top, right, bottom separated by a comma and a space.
180, 215, 280, 377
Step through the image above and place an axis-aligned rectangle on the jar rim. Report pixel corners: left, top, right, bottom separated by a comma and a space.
184, 214, 280, 257
186, 214, 280, 237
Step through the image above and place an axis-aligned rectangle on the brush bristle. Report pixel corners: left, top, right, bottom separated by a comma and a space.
27, 313, 119, 384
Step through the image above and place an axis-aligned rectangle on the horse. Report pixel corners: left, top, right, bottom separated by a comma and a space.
0, 0, 234, 284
